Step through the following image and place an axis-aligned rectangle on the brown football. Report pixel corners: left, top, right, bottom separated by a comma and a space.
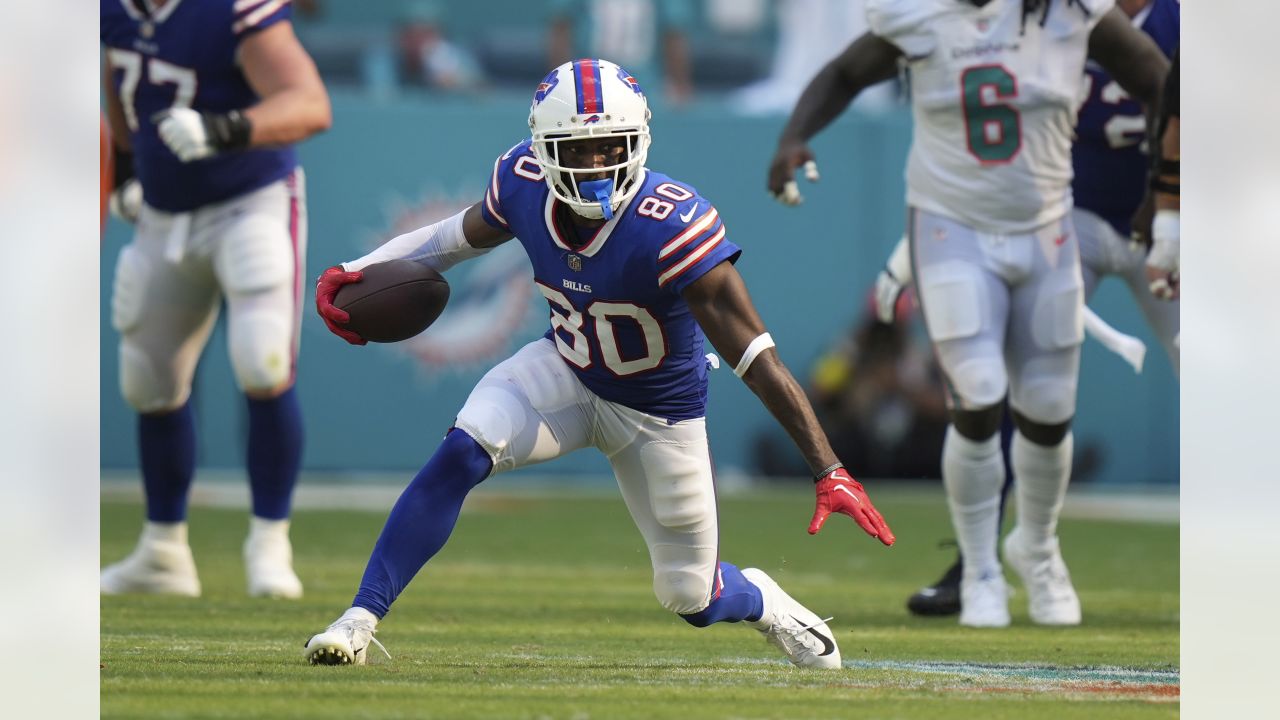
333, 259, 450, 343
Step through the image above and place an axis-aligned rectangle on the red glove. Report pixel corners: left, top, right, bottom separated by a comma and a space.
315, 265, 366, 345
808, 465, 895, 546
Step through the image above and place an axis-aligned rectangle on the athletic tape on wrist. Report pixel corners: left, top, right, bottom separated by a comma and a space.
733, 332, 775, 378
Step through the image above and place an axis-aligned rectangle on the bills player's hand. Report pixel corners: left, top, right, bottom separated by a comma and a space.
808, 465, 895, 546
154, 108, 252, 162
767, 141, 820, 206
315, 266, 367, 345
1145, 209, 1180, 301
109, 178, 143, 224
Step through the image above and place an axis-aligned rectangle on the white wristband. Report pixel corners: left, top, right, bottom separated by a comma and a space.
343, 209, 486, 274
733, 332, 776, 378
1147, 209, 1180, 272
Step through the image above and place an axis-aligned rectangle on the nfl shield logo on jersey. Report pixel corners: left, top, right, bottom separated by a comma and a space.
567, 254, 583, 272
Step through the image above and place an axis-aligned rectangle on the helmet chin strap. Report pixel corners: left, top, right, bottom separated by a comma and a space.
577, 178, 615, 220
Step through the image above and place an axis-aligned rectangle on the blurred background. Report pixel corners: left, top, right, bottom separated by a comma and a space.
99, 0, 1179, 488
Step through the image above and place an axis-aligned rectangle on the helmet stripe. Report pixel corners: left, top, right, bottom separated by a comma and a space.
573, 58, 604, 115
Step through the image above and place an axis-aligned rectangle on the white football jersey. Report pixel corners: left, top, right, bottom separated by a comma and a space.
868, 0, 1114, 233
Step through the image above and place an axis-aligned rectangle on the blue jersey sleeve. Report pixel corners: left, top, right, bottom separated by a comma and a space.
480, 140, 539, 233
652, 193, 740, 295
233, 0, 293, 40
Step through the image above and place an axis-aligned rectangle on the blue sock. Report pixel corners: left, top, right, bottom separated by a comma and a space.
353, 429, 493, 618
246, 387, 304, 520
139, 403, 197, 523
679, 562, 764, 627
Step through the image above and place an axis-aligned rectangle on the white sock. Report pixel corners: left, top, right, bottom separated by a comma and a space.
142, 521, 188, 545
942, 426, 1005, 581
341, 606, 379, 626
248, 516, 291, 541
1011, 430, 1073, 551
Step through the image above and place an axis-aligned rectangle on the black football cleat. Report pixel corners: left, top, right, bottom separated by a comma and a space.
906, 557, 963, 617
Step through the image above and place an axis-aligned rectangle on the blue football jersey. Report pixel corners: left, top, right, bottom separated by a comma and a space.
101, 0, 297, 212
480, 140, 741, 421
1072, 0, 1179, 235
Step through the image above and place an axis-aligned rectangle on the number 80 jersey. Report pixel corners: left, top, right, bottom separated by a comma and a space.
867, 0, 1114, 234
481, 140, 741, 422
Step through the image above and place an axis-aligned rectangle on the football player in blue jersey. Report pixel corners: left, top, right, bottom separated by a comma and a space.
305, 58, 894, 668
100, 0, 331, 599
865, 0, 1180, 618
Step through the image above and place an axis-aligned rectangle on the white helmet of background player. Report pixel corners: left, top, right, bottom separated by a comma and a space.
528, 58, 651, 220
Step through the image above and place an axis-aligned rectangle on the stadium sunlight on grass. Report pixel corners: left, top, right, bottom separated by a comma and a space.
101, 484, 1178, 718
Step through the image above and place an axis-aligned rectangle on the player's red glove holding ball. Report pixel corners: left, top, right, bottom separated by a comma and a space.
316, 266, 367, 345
808, 464, 895, 546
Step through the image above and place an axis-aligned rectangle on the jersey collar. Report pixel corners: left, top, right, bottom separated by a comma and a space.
542, 168, 646, 258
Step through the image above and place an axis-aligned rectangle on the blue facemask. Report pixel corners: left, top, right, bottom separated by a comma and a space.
578, 178, 615, 220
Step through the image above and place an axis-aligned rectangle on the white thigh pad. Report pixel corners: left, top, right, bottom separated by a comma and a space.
1031, 278, 1085, 351
639, 441, 715, 533
111, 244, 150, 334
919, 261, 983, 342
215, 217, 294, 294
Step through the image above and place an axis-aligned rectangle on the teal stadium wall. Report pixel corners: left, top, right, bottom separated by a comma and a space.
100, 92, 1180, 484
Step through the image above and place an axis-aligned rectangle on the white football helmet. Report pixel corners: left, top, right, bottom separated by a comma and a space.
528, 58, 651, 220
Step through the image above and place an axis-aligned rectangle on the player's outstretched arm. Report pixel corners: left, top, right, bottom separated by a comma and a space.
766, 32, 901, 204
315, 203, 513, 344
683, 261, 895, 546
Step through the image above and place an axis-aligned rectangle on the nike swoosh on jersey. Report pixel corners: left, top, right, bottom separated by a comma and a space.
791, 615, 836, 657
679, 203, 698, 223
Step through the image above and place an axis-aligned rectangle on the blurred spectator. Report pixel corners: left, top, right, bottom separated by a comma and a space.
548, 0, 695, 106
755, 294, 948, 480
397, 1, 485, 92
730, 0, 898, 115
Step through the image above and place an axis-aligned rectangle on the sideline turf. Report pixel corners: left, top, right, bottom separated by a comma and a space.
101, 485, 1178, 719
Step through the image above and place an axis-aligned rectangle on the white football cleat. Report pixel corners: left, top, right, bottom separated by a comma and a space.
958, 570, 1011, 628
304, 607, 390, 666
742, 568, 841, 669
101, 523, 201, 597
1003, 529, 1081, 626
244, 517, 303, 599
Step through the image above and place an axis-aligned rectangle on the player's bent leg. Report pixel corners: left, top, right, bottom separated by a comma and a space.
350, 428, 494, 618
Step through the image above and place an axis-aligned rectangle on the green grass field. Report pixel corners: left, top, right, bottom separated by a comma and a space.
101, 483, 1178, 719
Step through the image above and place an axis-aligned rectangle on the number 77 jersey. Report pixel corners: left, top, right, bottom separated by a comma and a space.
867, 0, 1115, 234
481, 140, 741, 422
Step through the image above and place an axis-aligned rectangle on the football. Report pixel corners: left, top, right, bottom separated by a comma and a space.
333, 259, 450, 343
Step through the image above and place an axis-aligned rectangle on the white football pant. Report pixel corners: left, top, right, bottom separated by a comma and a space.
455, 338, 719, 616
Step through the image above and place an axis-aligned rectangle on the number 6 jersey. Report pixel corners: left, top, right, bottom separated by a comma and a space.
868, 0, 1114, 234
480, 140, 741, 422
